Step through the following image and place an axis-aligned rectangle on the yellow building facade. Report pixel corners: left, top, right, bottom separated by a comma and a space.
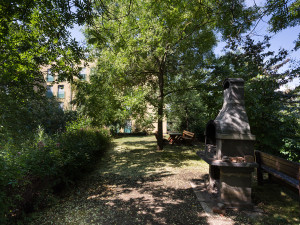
41, 63, 93, 111
42, 63, 167, 134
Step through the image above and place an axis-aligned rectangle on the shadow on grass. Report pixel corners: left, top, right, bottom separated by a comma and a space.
247, 182, 300, 225
53, 171, 209, 224
100, 148, 202, 180
26, 135, 211, 225
81, 185, 208, 225
122, 140, 157, 147
79, 136, 208, 224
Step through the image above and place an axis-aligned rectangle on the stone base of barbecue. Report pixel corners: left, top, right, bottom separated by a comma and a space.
198, 152, 257, 209
208, 165, 220, 195
220, 167, 254, 208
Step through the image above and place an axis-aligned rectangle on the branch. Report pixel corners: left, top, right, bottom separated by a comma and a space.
247, 9, 268, 37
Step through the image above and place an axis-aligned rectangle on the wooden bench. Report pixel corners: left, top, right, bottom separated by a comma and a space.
168, 132, 182, 145
254, 150, 300, 199
181, 130, 195, 144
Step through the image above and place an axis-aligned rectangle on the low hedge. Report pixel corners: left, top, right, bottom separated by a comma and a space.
0, 127, 110, 224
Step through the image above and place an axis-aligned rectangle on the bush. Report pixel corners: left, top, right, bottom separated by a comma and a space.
280, 138, 300, 162
0, 125, 110, 223
58, 127, 110, 180
0, 156, 12, 224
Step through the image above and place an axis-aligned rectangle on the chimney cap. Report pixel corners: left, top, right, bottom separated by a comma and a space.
223, 78, 244, 89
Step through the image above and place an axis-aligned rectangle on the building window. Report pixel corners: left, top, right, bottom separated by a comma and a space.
124, 120, 132, 133
79, 68, 86, 80
47, 69, 54, 82
46, 85, 53, 98
57, 85, 65, 98
59, 102, 64, 110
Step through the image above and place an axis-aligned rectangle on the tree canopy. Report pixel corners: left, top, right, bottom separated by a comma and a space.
1, 0, 298, 157
0, 0, 94, 135
264, 0, 300, 49
82, 0, 257, 149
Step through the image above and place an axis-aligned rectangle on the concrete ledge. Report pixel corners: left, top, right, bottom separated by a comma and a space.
197, 151, 258, 168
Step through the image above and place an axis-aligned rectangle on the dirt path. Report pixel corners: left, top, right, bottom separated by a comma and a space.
28, 136, 241, 225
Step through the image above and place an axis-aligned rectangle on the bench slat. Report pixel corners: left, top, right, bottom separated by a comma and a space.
259, 152, 299, 169
256, 151, 299, 180
183, 130, 195, 138
261, 165, 299, 189
260, 157, 299, 179
255, 150, 300, 197
181, 130, 195, 144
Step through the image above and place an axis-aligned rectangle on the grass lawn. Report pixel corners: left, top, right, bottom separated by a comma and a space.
22, 135, 299, 225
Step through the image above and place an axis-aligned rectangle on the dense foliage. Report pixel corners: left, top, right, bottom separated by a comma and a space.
0, 121, 110, 223
168, 36, 299, 161
0, 0, 93, 138
74, 69, 152, 133
0, 1, 112, 223
165, 90, 208, 141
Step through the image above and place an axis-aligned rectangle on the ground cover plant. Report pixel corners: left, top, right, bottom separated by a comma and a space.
21, 136, 299, 225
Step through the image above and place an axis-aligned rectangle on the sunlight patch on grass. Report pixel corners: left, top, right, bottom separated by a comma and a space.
103, 135, 208, 177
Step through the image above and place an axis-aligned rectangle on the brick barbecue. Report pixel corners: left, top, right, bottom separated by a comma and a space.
198, 78, 258, 208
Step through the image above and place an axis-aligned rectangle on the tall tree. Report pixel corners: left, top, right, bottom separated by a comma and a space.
85, 0, 256, 149
0, 0, 94, 134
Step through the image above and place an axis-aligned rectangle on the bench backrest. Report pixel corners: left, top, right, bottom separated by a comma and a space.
255, 150, 300, 180
183, 130, 195, 138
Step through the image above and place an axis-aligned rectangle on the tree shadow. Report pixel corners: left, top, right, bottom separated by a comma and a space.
82, 185, 209, 225
66, 168, 210, 224
27, 136, 212, 224
74, 136, 209, 224
122, 140, 157, 147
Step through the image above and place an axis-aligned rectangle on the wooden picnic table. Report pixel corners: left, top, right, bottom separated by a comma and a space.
168, 132, 182, 145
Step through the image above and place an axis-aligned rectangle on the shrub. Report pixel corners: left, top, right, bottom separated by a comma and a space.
0, 156, 12, 224
58, 127, 110, 180
0, 125, 110, 223
280, 138, 300, 162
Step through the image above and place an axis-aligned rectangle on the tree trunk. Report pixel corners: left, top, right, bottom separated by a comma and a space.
157, 104, 163, 150
185, 106, 189, 130
157, 71, 164, 150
